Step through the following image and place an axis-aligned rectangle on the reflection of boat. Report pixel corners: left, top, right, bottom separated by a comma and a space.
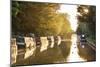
47, 36, 62, 48
54, 36, 61, 46
24, 47, 36, 59
11, 36, 62, 62
57, 36, 61, 45
24, 37, 36, 59
40, 37, 49, 52
24, 37, 36, 48
16, 36, 36, 48
11, 38, 17, 64
47, 36, 54, 48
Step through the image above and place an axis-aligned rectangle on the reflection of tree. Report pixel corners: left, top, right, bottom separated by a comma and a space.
77, 5, 96, 43
12, 1, 72, 37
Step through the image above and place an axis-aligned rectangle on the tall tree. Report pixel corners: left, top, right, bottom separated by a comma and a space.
12, 1, 72, 36
77, 5, 96, 43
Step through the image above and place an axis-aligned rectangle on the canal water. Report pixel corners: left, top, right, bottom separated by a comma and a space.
13, 34, 86, 66
67, 34, 86, 62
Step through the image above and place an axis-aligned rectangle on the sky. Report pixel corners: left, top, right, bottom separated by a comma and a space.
58, 4, 78, 31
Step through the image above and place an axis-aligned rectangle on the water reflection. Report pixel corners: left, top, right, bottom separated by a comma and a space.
40, 37, 49, 52
24, 37, 36, 48
67, 34, 86, 62
47, 36, 54, 48
11, 38, 17, 64
12, 34, 88, 65
24, 47, 36, 59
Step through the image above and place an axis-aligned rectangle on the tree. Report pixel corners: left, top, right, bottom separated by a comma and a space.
12, 1, 72, 37
77, 5, 96, 43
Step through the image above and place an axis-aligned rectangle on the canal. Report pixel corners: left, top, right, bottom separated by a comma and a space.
14, 34, 86, 66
